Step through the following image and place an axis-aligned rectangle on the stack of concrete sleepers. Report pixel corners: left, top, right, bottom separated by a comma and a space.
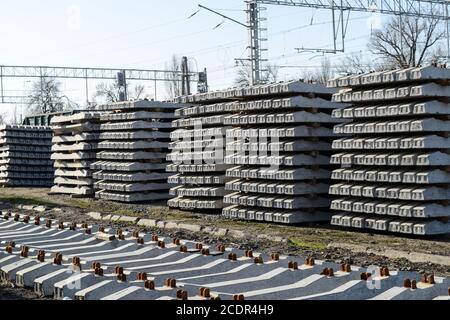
220, 80, 347, 224
50, 113, 101, 196
0, 125, 53, 187
167, 93, 235, 212
91, 100, 179, 202
328, 65, 450, 235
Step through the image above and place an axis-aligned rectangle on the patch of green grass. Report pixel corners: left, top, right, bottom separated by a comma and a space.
113, 209, 140, 217
0, 195, 58, 208
288, 237, 328, 250
68, 199, 90, 209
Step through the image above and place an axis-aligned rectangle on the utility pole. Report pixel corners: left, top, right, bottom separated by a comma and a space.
117, 71, 127, 101
181, 56, 191, 95
199, 2, 267, 85
247, 1, 262, 85
198, 68, 208, 93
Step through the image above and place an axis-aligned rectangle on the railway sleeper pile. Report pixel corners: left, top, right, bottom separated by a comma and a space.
91, 100, 178, 202
0, 211, 448, 300
220, 80, 347, 224
328, 65, 450, 235
167, 92, 236, 212
50, 112, 102, 196
0, 125, 53, 187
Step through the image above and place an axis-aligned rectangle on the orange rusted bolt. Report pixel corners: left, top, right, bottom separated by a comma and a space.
20, 246, 29, 258
98, 226, 105, 233
137, 237, 144, 245
117, 274, 126, 282
23, 216, 30, 223
132, 231, 139, 238
8, 241, 15, 247
173, 238, 181, 245
45, 219, 52, 228
411, 280, 417, 289
14, 214, 19, 221
72, 256, 81, 270
271, 253, 279, 261
95, 267, 104, 276
91, 262, 101, 269
360, 272, 372, 281
322, 268, 334, 277
53, 253, 62, 265
380, 267, 390, 277
201, 248, 210, 256
288, 261, 298, 270
233, 294, 244, 301
138, 272, 147, 281
69, 222, 76, 230
158, 241, 165, 248
176, 290, 188, 300
116, 229, 122, 236
180, 245, 188, 253
58, 222, 65, 229
151, 235, 158, 241
165, 278, 176, 288
145, 280, 155, 290
37, 250, 45, 262
216, 245, 225, 252
245, 250, 253, 258
195, 243, 203, 250
34, 217, 40, 225
5, 246, 12, 254
115, 266, 124, 275
422, 273, 428, 283
447, 287, 450, 296
228, 253, 237, 261
254, 256, 263, 264
118, 234, 125, 240
428, 274, 435, 284
81, 223, 88, 229
199, 287, 211, 298
340, 263, 351, 272
305, 257, 315, 266
404, 279, 411, 288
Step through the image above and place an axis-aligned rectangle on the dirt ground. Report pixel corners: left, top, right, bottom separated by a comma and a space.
0, 187, 449, 299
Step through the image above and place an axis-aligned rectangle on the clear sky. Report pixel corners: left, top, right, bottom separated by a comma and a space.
0, 0, 401, 121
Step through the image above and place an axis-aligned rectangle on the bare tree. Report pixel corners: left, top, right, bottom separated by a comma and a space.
165, 55, 182, 98
93, 82, 146, 104
234, 63, 279, 87
234, 64, 252, 87
94, 82, 120, 103
369, 16, 445, 68
27, 77, 76, 114
0, 112, 6, 125
335, 52, 372, 75
300, 57, 333, 84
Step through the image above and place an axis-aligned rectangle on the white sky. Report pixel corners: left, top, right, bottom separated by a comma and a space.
0, 0, 443, 122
